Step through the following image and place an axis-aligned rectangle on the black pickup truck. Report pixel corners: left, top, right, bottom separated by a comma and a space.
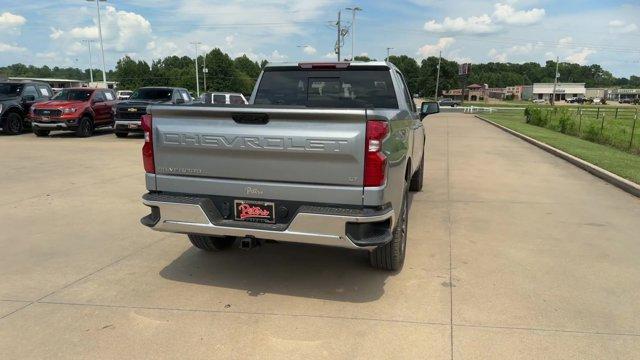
0, 80, 54, 135
113, 87, 192, 138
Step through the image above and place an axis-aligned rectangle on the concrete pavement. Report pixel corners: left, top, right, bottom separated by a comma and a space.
0, 115, 639, 359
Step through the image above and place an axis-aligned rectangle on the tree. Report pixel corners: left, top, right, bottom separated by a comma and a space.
353, 55, 374, 62
388, 55, 420, 95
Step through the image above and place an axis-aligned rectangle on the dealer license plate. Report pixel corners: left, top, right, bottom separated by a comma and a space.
234, 200, 275, 224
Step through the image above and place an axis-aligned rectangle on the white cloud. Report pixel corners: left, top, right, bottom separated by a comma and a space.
50, 27, 64, 40
303, 46, 317, 55
63, 6, 152, 54
557, 36, 572, 47
608, 20, 638, 34
269, 50, 288, 62
0, 12, 26, 32
488, 48, 507, 62
493, 3, 545, 25
324, 52, 336, 59
35, 51, 57, 60
509, 43, 534, 54
565, 48, 596, 65
424, 15, 497, 34
417, 37, 456, 58
225, 35, 235, 47
0, 42, 26, 53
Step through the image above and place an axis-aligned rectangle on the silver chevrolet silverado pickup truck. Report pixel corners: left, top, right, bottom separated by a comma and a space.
140, 61, 440, 270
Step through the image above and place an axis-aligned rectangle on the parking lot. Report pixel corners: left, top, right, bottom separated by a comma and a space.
1, 113, 639, 359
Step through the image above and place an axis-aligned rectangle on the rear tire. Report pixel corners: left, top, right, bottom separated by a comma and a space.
409, 153, 424, 192
2, 112, 24, 135
188, 234, 236, 252
114, 131, 128, 138
75, 117, 93, 137
369, 185, 408, 271
33, 129, 50, 137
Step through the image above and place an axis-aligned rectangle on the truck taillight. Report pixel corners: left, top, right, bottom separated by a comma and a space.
141, 114, 154, 173
364, 119, 389, 187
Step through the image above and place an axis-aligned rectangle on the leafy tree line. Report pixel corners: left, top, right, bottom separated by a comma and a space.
112, 49, 263, 94
2, 49, 639, 97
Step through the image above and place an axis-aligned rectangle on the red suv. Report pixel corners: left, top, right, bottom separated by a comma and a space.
29, 88, 117, 137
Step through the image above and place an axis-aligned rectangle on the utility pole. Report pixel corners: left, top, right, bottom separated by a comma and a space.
87, 0, 108, 88
551, 56, 559, 105
386, 47, 393, 61
202, 52, 207, 93
435, 51, 442, 100
191, 42, 201, 97
82, 39, 96, 84
345, 6, 362, 60
335, 11, 341, 61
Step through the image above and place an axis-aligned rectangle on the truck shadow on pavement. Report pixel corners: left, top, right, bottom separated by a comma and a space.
159, 195, 415, 303
159, 241, 393, 303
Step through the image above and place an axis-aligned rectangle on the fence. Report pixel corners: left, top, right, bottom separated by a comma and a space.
525, 107, 640, 154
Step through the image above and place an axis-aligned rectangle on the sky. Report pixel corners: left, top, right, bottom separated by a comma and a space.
0, 0, 639, 77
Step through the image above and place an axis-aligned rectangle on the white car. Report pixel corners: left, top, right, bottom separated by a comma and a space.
532, 99, 546, 104
200, 92, 248, 105
116, 90, 133, 100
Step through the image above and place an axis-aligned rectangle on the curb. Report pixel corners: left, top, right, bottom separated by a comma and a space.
475, 115, 640, 198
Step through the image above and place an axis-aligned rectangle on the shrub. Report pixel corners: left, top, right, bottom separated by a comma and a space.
525, 107, 547, 127
557, 110, 575, 134
583, 123, 601, 142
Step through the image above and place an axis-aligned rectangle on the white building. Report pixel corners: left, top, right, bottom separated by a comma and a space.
532, 83, 586, 101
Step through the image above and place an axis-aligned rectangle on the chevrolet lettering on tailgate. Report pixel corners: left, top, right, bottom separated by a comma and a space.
161, 133, 350, 153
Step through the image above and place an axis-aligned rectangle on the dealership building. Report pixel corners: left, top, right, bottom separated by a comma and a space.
608, 88, 640, 101
532, 83, 586, 101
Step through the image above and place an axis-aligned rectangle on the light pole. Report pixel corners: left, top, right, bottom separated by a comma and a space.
86, 0, 107, 88
551, 56, 559, 105
191, 42, 202, 97
345, 6, 362, 61
386, 47, 393, 61
82, 39, 97, 84
202, 52, 207, 93
435, 51, 442, 100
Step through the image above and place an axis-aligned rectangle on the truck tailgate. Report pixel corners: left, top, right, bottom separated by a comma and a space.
150, 105, 367, 190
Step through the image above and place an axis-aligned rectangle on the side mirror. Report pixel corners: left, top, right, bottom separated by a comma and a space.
420, 101, 440, 119
22, 94, 36, 102
175, 98, 186, 104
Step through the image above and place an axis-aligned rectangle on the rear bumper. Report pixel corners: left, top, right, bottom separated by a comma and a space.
141, 193, 394, 249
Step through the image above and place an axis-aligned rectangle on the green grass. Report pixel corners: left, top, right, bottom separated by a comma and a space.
465, 101, 640, 110
482, 112, 640, 185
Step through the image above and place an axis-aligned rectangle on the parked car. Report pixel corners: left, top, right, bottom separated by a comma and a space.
438, 98, 461, 107
0, 80, 53, 135
618, 98, 634, 104
116, 90, 133, 100
566, 97, 586, 104
199, 92, 248, 105
140, 61, 437, 271
29, 88, 117, 137
532, 99, 546, 104
113, 87, 192, 138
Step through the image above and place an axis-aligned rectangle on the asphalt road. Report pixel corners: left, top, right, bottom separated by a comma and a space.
0, 114, 639, 359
